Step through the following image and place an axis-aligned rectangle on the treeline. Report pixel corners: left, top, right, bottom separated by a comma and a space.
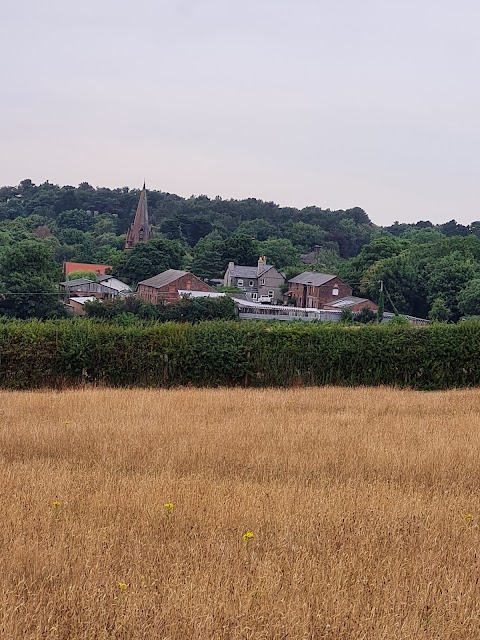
1, 319, 480, 390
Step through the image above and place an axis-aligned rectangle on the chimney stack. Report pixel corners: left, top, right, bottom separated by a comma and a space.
257, 256, 266, 275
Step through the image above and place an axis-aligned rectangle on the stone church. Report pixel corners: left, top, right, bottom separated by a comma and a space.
125, 183, 152, 249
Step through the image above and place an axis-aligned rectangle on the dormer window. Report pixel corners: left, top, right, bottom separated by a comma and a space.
332, 286, 339, 296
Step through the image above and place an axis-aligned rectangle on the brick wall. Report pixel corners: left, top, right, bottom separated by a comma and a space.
287, 278, 352, 308
137, 273, 214, 304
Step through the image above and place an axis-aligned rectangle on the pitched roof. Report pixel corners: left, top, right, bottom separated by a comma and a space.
288, 272, 337, 286
96, 275, 131, 291
69, 296, 97, 305
138, 269, 189, 289
230, 264, 273, 279
326, 296, 370, 308
60, 278, 95, 287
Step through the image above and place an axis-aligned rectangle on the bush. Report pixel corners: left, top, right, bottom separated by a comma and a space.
1, 319, 480, 390
387, 315, 410, 326
84, 295, 237, 323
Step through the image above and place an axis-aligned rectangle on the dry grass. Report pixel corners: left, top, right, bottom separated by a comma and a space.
1, 387, 480, 639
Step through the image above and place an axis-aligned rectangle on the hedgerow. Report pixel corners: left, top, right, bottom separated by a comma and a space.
0, 319, 480, 390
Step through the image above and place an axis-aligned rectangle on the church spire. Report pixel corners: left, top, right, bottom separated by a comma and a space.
125, 183, 151, 249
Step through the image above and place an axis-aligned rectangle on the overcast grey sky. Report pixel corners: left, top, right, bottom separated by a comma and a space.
1, 0, 479, 225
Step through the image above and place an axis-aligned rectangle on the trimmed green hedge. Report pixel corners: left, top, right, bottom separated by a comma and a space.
0, 319, 480, 390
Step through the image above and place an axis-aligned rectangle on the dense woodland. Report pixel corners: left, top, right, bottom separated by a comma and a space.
2, 178, 480, 321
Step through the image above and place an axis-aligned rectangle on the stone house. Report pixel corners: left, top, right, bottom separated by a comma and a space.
223, 256, 285, 303
137, 269, 215, 304
287, 272, 353, 308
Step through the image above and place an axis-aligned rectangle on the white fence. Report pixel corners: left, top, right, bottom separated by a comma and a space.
236, 303, 430, 326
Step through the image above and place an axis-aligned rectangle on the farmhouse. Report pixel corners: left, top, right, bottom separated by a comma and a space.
223, 256, 285, 303
137, 269, 215, 304
287, 272, 378, 311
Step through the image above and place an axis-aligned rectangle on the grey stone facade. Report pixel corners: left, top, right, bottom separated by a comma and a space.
223, 256, 285, 303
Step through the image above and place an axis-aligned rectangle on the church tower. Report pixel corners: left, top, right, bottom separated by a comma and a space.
125, 182, 152, 249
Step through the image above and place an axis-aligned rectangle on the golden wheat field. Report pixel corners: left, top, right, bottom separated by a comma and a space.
2, 387, 480, 639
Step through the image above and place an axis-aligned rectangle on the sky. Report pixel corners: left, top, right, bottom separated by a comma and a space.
1, 0, 480, 226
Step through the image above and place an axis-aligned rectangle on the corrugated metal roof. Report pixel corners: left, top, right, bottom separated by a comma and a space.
60, 278, 95, 287
288, 272, 337, 286
138, 269, 189, 289
69, 296, 97, 305
231, 265, 272, 278
326, 296, 369, 308
96, 275, 131, 291
178, 290, 225, 298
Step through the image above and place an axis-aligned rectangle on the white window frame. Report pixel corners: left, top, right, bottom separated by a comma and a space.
249, 280, 254, 287
252, 292, 258, 300
261, 278, 265, 286
237, 279, 244, 286
332, 286, 339, 296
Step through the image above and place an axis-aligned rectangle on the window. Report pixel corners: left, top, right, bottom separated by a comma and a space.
249, 280, 254, 287
237, 279, 244, 286
261, 278, 265, 285
252, 292, 258, 299
268, 290, 274, 297
332, 286, 339, 296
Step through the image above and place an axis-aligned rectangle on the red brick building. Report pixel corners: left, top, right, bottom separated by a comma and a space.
137, 270, 215, 304
287, 272, 353, 308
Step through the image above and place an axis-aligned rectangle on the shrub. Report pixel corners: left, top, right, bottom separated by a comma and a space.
1, 320, 480, 390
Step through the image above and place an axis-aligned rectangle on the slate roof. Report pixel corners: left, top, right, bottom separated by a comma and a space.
138, 269, 189, 289
230, 265, 272, 279
288, 272, 337, 286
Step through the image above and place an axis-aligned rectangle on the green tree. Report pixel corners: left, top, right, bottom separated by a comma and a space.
0, 240, 64, 318
221, 234, 258, 266
191, 231, 225, 279
255, 238, 300, 269
426, 251, 478, 321
458, 279, 480, 317
56, 209, 93, 232
428, 297, 452, 322
67, 270, 97, 281
113, 238, 185, 286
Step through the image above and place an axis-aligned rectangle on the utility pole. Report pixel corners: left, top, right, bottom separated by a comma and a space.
377, 280, 385, 323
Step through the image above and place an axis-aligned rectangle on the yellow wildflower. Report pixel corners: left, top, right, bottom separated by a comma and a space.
466, 513, 475, 523
164, 503, 174, 511
242, 531, 254, 541
63, 421, 70, 427
52, 501, 61, 507
118, 582, 128, 590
